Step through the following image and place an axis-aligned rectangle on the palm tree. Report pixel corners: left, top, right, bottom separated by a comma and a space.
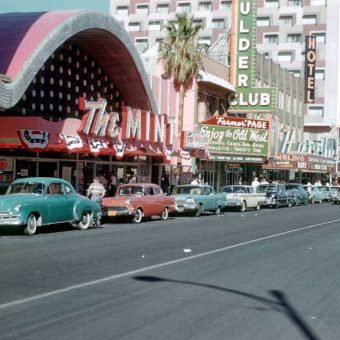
158, 13, 204, 137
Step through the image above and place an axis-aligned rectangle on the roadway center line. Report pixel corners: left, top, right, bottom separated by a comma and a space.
1, 218, 339, 310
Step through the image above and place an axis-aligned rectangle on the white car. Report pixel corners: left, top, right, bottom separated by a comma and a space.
221, 185, 267, 212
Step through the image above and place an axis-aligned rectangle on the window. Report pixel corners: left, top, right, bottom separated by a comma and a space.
193, 19, 203, 27
315, 69, 325, 80
177, 2, 191, 13
135, 38, 148, 53
136, 4, 149, 15
288, 0, 301, 5
290, 70, 301, 78
278, 52, 293, 62
220, 1, 232, 9
64, 184, 73, 195
287, 33, 301, 43
198, 36, 211, 46
149, 20, 161, 31
303, 15, 317, 25
116, 6, 128, 16
264, 0, 279, 8
312, 32, 326, 43
199, 1, 212, 11
310, 0, 326, 5
157, 4, 169, 13
212, 19, 225, 29
279, 16, 293, 26
154, 186, 162, 195
308, 106, 324, 117
257, 17, 270, 27
128, 22, 141, 32
264, 34, 279, 44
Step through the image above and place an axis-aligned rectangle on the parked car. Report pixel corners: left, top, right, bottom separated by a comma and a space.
285, 183, 308, 205
172, 184, 227, 216
0, 177, 101, 235
302, 185, 323, 204
257, 184, 296, 208
318, 186, 335, 202
101, 183, 175, 223
220, 185, 266, 212
329, 187, 340, 204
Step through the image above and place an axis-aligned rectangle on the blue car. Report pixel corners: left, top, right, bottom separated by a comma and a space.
172, 184, 227, 217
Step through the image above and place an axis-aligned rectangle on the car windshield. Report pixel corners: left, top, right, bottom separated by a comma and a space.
258, 185, 278, 193
285, 185, 300, 190
118, 186, 144, 196
6, 182, 45, 195
173, 186, 203, 195
222, 186, 246, 193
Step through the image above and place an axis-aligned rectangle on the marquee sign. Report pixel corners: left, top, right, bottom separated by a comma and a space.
228, 0, 275, 112
199, 116, 269, 157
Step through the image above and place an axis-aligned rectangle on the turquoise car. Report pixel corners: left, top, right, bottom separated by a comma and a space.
303, 185, 323, 204
0, 177, 101, 235
172, 184, 227, 216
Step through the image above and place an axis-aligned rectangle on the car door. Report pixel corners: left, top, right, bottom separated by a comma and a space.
62, 183, 78, 219
47, 182, 72, 222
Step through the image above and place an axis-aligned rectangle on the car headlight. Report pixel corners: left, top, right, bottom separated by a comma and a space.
13, 203, 21, 212
271, 194, 275, 198
186, 197, 195, 204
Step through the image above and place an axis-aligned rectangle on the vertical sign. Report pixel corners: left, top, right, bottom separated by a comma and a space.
305, 36, 316, 104
228, 0, 275, 112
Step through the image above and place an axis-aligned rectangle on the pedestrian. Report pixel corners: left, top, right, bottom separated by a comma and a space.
108, 170, 117, 196
251, 177, 260, 189
87, 177, 106, 204
306, 181, 313, 204
191, 175, 200, 185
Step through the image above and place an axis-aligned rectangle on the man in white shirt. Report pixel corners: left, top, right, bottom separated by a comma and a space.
251, 177, 260, 189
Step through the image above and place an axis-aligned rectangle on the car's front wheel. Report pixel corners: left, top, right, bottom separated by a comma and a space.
77, 212, 91, 230
195, 204, 203, 217
24, 214, 38, 236
214, 206, 221, 215
160, 207, 169, 220
239, 201, 246, 212
133, 208, 143, 223
254, 203, 261, 211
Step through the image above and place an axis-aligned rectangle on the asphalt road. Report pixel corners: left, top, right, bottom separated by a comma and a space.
1, 203, 340, 340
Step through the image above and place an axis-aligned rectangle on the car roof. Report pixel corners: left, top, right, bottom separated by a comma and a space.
12, 177, 70, 185
119, 183, 159, 187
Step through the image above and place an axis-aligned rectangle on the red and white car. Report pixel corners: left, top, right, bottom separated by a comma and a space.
101, 183, 176, 223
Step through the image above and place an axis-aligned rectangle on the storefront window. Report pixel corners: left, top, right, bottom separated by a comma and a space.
16, 159, 37, 178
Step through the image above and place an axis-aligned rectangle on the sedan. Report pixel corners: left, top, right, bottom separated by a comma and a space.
172, 184, 227, 216
285, 183, 308, 205
220, 185, 267, 212
101, 183, 175, 223
257, 184, 296, 208
0, 177, 101, 235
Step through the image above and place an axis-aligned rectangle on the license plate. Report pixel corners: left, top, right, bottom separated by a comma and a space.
108, 210, 117, 217
177, 207, 184, 212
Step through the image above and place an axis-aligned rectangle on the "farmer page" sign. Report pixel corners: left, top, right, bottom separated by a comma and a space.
199, 116, 269, 156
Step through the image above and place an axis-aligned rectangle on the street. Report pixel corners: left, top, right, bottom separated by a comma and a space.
1, 204, 340, 340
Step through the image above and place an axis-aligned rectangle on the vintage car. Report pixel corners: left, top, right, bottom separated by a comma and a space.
329, 186, 340, 203
0, 177, 101, 235
257, 184, 296, 208
220, 185, 267, 211
171, 184, 227, 216
303, 185, 323, 204
285, 183, 308, 205
101, 183, 175, 223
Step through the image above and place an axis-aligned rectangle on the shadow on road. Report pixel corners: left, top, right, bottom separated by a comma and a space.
133, 275, 320, 340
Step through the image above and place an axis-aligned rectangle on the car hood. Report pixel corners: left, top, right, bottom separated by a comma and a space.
0, 194, 42, 209
101, 196, 132, 207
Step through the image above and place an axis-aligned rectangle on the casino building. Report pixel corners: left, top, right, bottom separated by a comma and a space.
0, 10, 178, 193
